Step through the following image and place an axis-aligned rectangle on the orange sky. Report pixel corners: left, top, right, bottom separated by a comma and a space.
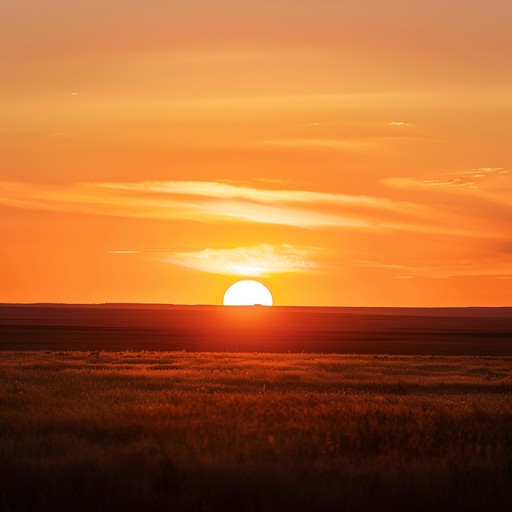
1, 0, 511, 306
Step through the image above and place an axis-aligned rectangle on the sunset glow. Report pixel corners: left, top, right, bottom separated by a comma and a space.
223, 280, 273, 306
1, 1, 510, 306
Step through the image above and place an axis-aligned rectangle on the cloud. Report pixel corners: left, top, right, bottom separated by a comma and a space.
386, 167, 509, 190
388, 122, 411, 126
353, 255, 512, 280
1, 175, 510, 242
0, 179, 426, 230
3, 175, 512, 281
98, 179, 426, 216
383, 167, 512, 237
198, 199, 368, 228
166, 244, 318, 277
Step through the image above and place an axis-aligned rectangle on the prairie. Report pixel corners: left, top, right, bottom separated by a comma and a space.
1, 350, 511, 512
2, 305, 512, 355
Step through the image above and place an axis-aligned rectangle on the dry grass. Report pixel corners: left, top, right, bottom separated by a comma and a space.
1, 351, 511, 512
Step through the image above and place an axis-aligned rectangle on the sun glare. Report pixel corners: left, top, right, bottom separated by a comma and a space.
223, 280, 273, 306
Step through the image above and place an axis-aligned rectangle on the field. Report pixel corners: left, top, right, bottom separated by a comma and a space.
1, 350, 511, 512
2, 305, 512, 355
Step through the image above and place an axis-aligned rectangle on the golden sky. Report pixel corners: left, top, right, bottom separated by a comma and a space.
1, 0, 511, 305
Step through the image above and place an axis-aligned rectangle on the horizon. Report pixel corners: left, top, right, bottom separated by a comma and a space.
3, 301, 512, 309
3, 303, 512, 320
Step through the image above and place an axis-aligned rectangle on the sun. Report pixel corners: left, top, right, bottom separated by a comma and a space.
223, 280, 273, 306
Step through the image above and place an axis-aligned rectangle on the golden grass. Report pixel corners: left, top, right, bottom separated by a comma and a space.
1, 351, 511, 512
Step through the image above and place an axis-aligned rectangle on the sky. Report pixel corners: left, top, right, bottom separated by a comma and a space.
1, 0, 511, 306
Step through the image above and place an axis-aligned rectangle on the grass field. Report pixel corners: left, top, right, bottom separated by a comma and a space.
1, 351, 511, 511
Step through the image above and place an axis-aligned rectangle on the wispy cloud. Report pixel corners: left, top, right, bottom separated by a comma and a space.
1, 174, 510, 242
166, 243, 318, 277
98, 179, 402, 209
382, 167, 512, 238
420, 167, 509, 189
386, 167, 509, 190
0, 179, 426, 230
3, 174, 512, 283
353, 255, 512, 280
198, 199, 367, 228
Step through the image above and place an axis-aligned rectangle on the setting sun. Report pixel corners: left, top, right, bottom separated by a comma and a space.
1, 2, 510, 511
223, 280, 273, 306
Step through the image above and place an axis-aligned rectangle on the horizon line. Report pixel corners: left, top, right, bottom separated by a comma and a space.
1, 302, 511, 309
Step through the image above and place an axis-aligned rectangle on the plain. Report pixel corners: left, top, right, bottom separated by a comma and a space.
1, 350, 511, 512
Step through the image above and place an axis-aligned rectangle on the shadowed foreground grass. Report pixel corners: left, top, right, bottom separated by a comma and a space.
1, 351, 511, 512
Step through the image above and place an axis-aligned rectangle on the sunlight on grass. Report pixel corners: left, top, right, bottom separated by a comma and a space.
0, 351, 511, 512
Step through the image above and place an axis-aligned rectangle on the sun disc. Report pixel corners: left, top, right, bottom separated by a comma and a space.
223, 280, 273, 306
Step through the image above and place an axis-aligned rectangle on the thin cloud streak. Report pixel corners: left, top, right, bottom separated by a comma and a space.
0, 179, 425, 230
382, 167, 512, 237
198, 199, 367, 228
0, 180, 373, 229
353, 257, 512, 280
0, 176, 510, 241
167, 244, 318, 277
97, 180, 418, 212
385, 167, 510, 191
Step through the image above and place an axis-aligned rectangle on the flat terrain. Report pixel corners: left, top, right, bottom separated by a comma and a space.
1, 305, 512, 354
1, 351, 511, 512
